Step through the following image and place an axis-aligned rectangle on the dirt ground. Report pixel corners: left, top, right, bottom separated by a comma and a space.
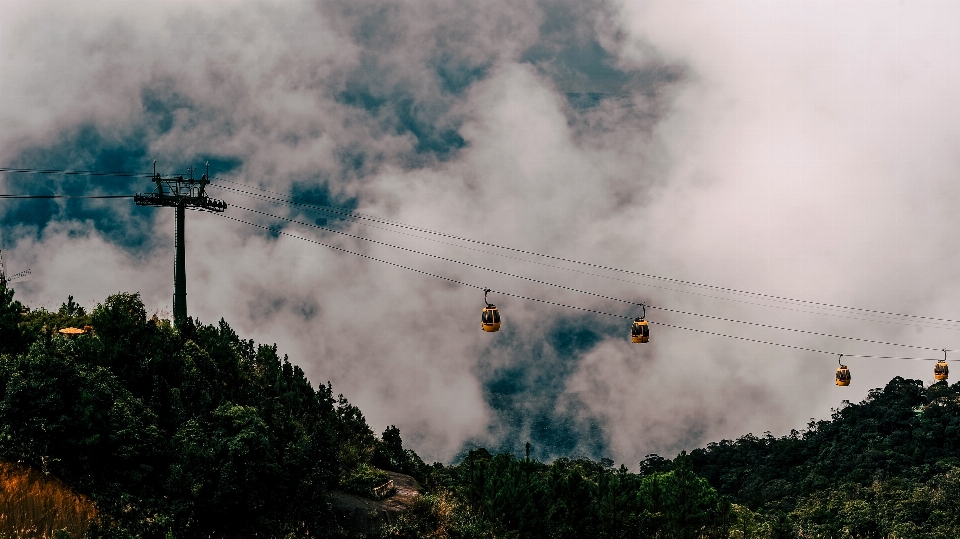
326, 472, 423, 536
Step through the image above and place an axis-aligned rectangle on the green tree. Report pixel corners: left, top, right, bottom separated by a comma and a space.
59, 295, 86, 317
637, 452, 728, 539
729, 504, 761, 539
0, 282, 27, 355
371, 424, 427, 480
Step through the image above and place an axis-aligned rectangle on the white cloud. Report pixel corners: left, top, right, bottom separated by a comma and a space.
3, 0, 960, 465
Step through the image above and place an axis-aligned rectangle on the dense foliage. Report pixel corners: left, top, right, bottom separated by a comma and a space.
0, 285, 404, 538
388, 378, 960, 538
402, 449, 732, 539
5, 283, 960, 538
682, 376, 960, 537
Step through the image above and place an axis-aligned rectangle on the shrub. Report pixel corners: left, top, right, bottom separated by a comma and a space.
341, 463, 391, 499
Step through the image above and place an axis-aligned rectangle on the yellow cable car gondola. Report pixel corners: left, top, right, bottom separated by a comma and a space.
631, 305, 650, 343
836, 355, 851, 386
836, 366, 851, 386
935, 349, 949, 382
481, 288, 501, 332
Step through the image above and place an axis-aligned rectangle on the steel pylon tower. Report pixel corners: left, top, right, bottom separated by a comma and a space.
135, 162, 226, 328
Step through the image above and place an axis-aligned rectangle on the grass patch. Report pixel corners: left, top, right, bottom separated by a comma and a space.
0, 461, 97, 538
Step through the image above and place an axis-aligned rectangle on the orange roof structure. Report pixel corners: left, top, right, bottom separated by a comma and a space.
58, 327, 86, 336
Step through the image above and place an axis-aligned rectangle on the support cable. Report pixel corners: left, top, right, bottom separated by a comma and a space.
0, 194, 135, 199
5, 165, 956, 327
222, 204, 955, 355
213, 183, 960, 331
214, 212, 944, 361
0, 167, 153, 178
209, 179, 960, 325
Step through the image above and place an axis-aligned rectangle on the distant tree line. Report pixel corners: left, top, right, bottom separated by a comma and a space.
385, 379, 960, 539
684, 376, 960, 537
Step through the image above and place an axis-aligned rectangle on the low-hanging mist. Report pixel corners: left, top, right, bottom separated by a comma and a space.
3, 0, 960, 465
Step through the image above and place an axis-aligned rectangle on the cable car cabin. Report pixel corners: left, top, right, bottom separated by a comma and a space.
935, 360, 949, 382
836, 365, 851, 386
631, 318, 650, 343
482, 305, 501, 332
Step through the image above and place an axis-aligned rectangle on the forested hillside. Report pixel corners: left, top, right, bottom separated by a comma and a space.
685, 377, 960, 537
390, 380, 960, 538
0, 284, 422, 538
3, 283, 960, 538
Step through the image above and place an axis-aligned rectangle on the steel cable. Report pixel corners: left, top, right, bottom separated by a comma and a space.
212, 183, 960, 331
210, 178, 960, 325
221, 205, 954, 356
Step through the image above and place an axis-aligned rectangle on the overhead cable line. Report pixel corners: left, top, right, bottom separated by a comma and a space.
214, 212, 943, 361
215, 213, 627, 319
210, 178, 960, 326
9, 167, 956, 326
6, 167, 952, 360
0, 194, 135, 199
0, 166, 153, 178
226, 202, 951, 353
648, 323, 941, 360
213, 183, 960, 331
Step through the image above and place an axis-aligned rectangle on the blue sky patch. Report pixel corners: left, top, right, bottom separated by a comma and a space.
466, 313, 624, 461
1, 123, 157, 249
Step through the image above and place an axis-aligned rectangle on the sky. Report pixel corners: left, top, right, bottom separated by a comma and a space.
2, 0, 960, 466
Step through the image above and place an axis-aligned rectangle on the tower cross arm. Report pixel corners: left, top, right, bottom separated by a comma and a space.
134, 162, 225, 330
194, 196, 227, 212
135, 172, 227, 212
